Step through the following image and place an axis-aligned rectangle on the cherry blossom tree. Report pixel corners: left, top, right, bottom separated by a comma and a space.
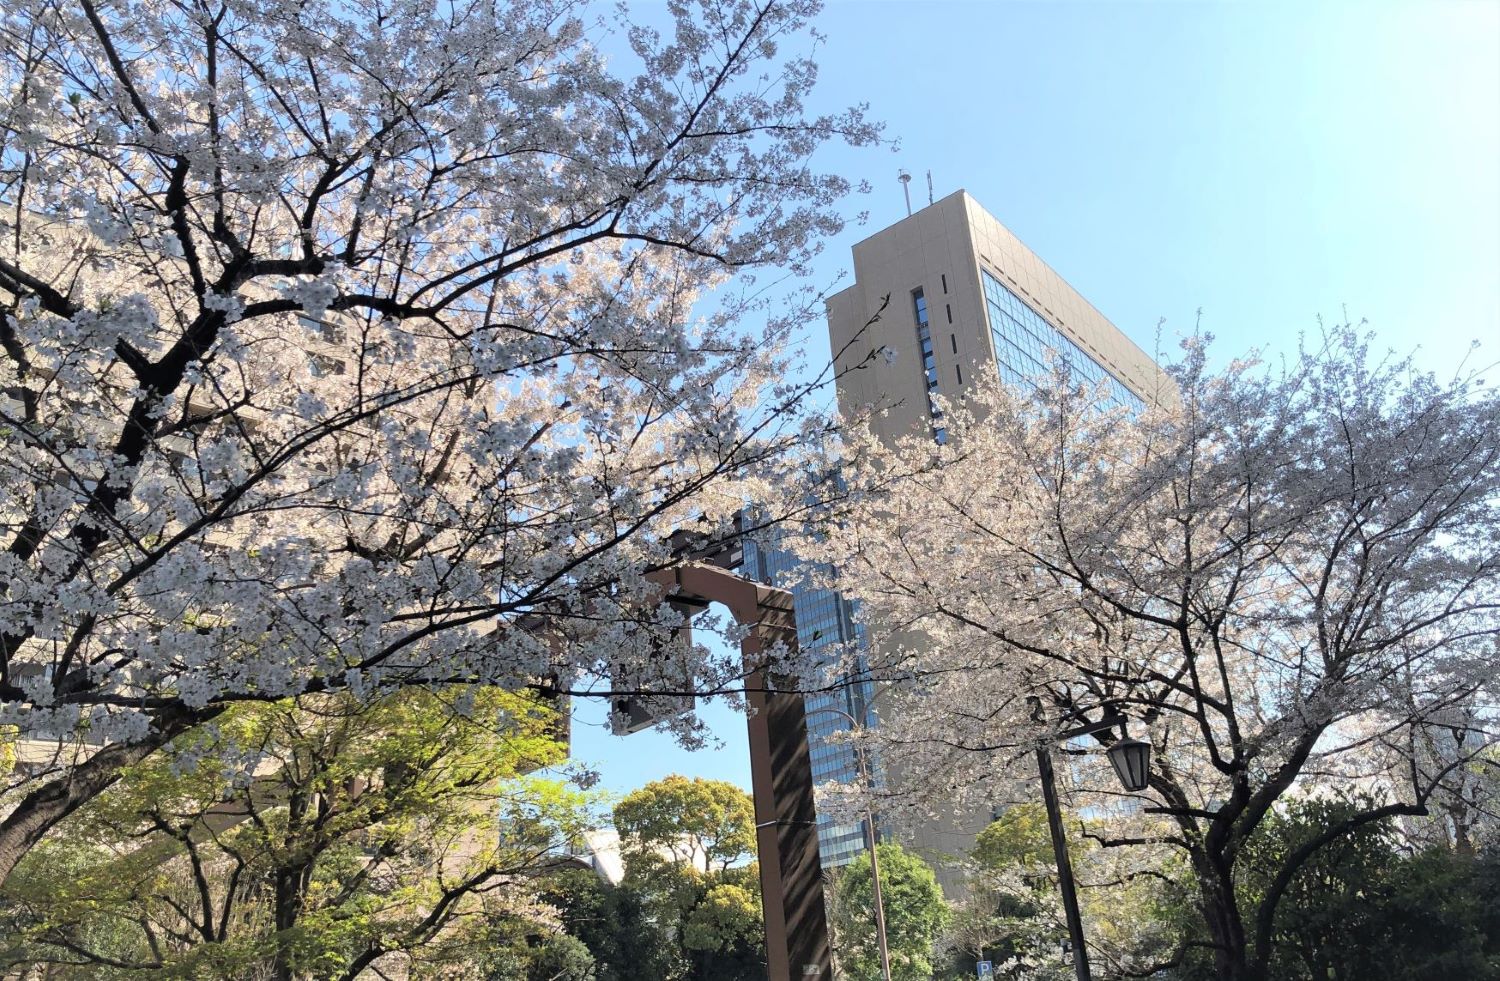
807, 327, 1500, 981
0, 0, 878, 883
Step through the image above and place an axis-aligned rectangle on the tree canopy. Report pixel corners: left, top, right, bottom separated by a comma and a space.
1234, 794, 1500, 981
828, 841, 949, 981
809, 326, 1500, 981
538, 775, 763, 981
0, 687, 590, 978
614, 774, 756, 873
0, 0, 878, 883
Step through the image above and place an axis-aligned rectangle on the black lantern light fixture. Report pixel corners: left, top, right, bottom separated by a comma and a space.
1106, 734, 1152, 793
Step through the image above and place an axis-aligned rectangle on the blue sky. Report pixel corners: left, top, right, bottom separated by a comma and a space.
570, 0, 1500, 801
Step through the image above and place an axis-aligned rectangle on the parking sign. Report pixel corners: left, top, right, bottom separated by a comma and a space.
976, 962, 994, 978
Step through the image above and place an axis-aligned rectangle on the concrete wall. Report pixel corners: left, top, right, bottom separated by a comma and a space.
829, 189, 1172, 447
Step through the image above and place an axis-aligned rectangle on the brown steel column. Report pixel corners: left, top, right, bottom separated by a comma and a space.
664, 565, 831, 981
744, 661, 829, 980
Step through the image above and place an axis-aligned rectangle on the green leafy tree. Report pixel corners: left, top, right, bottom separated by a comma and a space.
525, 933, 598, 981
0, 687, 589, 980
939, 806, 1071, 980
460, 916, 599, 981
829, 842, 949, 981
1231, 794, 1500, 981
536, 868, 682, 981
561, 775, 767, 980
944, 805, 1191, 980
614, 776, 756, 872
972, 803, 1057, 869
680, 866, 766, 981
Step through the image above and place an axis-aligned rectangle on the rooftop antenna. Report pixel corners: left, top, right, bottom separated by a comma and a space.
926, 170, 934, 206
898, 169, 912, 216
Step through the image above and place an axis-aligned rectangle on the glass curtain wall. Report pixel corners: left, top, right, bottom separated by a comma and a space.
981, 270, 1144, 412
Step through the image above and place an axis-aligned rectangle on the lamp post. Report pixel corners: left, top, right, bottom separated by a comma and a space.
804, 704, 892, 981
1027, 699, 1152, 981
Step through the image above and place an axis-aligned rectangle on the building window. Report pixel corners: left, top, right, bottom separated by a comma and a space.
980, 269, 1141, 412
911, 288, 943, 440
301, 315, 345, 345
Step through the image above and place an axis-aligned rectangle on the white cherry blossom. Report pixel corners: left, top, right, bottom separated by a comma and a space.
0, 0, 877, 881
803, 327, 1500, 981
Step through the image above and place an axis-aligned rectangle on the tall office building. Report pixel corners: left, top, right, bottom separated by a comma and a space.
747, 190, 1172, 883
817, 190, 1173, 889
828, 190, 1170, 440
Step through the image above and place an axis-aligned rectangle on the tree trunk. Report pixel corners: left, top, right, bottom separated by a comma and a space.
272, 864, 307, 981
1449, 800, 1475, 856
0, 706, 213, 885
1197, 859, 1250, 981
272, 785, 316, 981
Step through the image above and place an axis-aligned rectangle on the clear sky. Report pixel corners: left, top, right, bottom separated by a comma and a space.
569, 0, 1500, 801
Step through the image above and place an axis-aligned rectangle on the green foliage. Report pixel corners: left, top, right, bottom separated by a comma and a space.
972, 803, 1057, 870
947, 808, 1194, 980
0, 687, 589, 979
526, 933, 598, 981
945, 794, 1500, 981
537, 868, 677, 981
0, 725, 16, 778
459, 917, 600, 981
1233, 794, 1500, 981
539, 776, 765, 981
830, 842, 949, 981
614, 775, 756, 871
682, 882, 759, 950
942, 805, 1077, 978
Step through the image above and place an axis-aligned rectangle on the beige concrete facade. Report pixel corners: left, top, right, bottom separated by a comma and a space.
826, 191, 1171, 893
829, 190, 1172, 445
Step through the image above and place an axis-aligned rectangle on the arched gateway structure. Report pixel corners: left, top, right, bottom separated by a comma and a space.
640, 560, 831, 981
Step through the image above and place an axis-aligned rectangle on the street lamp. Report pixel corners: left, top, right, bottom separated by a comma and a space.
1106, 737, 1152, 793
1026, 699, 1153, 981
804, 704, 892, 981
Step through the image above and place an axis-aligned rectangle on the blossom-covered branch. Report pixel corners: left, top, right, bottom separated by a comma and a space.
0, 0, 878, 882
804, 326, 1500, 981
